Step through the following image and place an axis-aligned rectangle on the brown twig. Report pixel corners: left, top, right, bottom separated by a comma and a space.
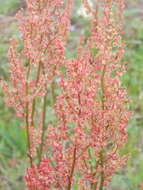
67, 146, 77, 190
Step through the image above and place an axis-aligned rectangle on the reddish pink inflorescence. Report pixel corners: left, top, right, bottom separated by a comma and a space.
3, 0, 130, 189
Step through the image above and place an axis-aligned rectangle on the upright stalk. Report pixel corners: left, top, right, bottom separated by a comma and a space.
99, 65, 106, 190
31, 62, 41, 127
51, 67, 56, 105
25, 102, 33, 166
67, 146, 77, 190
51, 80, 56, 104
25, 65, 33, 166
38, 93, 47, 165
99, 152, 104, 190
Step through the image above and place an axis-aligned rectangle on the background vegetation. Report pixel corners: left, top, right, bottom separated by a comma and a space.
0, 0, 143, 189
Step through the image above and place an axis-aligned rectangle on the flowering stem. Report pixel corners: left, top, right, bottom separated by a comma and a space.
99, 152, 104, 190
76, 144, 90, 159
51, 80, 56, 104
91, 182, 98, 190
91, 161, 99, 190
31, 62, 41, 127
67, 146, 77, 190
51, 67, 56, 105
25, 65, 33, 167
38, 93, 47, 165
25, 102, 33, 167
98, 65, 106, 190
101, 65, 106, 110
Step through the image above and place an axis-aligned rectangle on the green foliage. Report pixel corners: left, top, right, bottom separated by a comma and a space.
0, 120, 27, 190
0, 120, 27, 159
0, 0, 20, 15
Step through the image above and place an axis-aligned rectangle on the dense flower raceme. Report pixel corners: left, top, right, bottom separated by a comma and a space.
3, 0, 130, 190
3, 0, 73, 159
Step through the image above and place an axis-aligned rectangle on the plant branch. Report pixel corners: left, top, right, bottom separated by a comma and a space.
38, 93, 47, 165
25, 65, 33, 166
67, 146, 77, 190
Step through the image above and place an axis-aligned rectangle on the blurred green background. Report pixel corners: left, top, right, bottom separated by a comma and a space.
0, 0, 143, 189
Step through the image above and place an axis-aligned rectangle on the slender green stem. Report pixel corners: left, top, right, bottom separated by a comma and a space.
31, 62, 41, 127
25, 103, 33, 166
51, 80, 56, 104
101, 65, 106, 110
98, 65, 106, 190
25, 65, 33, 167
51, 66, 56, 105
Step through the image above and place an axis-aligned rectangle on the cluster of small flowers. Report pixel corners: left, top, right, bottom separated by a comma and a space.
3, 0, 73, 158
3, 0, 130, 189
